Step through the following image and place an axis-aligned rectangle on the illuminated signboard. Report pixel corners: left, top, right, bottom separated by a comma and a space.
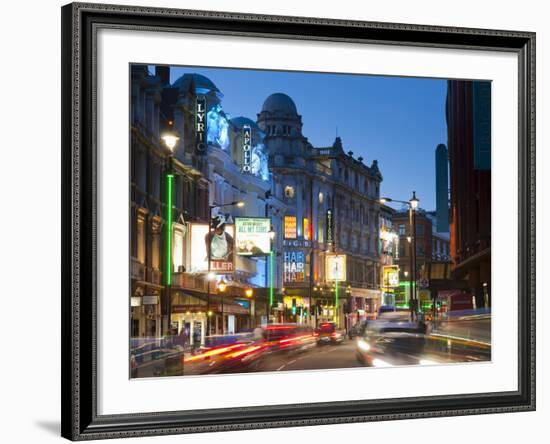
242, 125, 252, 173
235, 217, 270, 256
303, 218, 311, 241
283, 251, 305, 283
284, 216, 297, 239
325, 254, 346, 281
383, 265, 400, 288
326, 209, 334, 247
189, 223, 234, 273
195, 96, 207, 154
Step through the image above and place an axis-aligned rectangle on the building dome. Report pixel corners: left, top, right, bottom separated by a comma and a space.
261, 93, 298, 116
172, 73, 220, 94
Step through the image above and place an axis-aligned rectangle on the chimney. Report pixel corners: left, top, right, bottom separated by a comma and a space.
155, 65, 170, 86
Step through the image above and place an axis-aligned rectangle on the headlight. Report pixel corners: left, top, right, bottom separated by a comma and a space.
357, 339, 371, 352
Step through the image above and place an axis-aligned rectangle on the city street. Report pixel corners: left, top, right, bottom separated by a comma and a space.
131, 313, 491, 377
255, 341, 361, 372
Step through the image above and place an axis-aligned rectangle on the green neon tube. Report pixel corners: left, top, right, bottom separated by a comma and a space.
269, 250, 274, 307
164, 174, 174, 286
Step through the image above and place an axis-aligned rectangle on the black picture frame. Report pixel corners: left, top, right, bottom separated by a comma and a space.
61, 2, 536, 440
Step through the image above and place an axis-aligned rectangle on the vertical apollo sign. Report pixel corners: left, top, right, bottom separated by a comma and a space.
196, 96, 207, 155
242, 125, 252, 173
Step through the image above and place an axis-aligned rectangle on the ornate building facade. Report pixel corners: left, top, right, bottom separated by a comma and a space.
130, 66, 385, 340
258, 93, 383, 329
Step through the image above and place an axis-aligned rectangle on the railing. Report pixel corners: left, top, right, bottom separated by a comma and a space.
172, 273, 208, 291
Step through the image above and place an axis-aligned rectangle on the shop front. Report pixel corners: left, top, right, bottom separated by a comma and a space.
346, 287, 382, 330
282, 294, 311, 325
130, 284, 163, 338
171, 306, 207, 347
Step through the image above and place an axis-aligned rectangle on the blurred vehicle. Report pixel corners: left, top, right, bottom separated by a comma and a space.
348, 320, 368, 339
262, 323, 316, 353
355, 312, 426, 367
377, 305, 398, 316
315, 322, 345, 345
183, 324, 316, 375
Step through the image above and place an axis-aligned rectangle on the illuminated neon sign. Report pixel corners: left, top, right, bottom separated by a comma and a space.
326, 209, 334, 248
242, 125, 252, 173
283, 251, 305, 283
284, 216, 297, 239
196, 96, 207, 154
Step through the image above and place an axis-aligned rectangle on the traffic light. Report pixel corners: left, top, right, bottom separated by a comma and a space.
291, 298, 297, 315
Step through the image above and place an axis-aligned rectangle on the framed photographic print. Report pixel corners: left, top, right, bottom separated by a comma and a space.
61, 2, 536, 440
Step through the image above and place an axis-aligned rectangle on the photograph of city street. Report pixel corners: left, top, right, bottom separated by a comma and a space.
129, 64, 491, 378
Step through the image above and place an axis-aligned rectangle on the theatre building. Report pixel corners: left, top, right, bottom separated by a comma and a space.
258, 93, 383, 329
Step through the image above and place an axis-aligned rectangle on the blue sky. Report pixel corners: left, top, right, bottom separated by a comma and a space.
166, 65, 448, 211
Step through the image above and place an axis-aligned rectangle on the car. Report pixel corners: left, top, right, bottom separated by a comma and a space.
314, 322, 345, 345
261, 323, 316, 353
355, 312, 427, 367
377, 305, 398, 316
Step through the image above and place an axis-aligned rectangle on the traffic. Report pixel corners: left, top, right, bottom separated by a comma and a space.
130, 307, 491, 377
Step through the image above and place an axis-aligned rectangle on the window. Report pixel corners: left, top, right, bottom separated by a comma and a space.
317, 217, 324, 243
151, 230, 160, 270
398, 224, 406, 235
284, 185, 295, 199
416, 224, 425, 236
137, 216, 145, 262
173, 229, 185, 272
303, 218, 311, 241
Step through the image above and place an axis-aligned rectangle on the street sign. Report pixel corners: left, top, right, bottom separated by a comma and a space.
419, 278, 429, 288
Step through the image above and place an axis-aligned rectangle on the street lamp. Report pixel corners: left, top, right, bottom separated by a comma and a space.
206, 200, 245, 336
161, 133, 179, 151
161, 131, 179, 336
245, 288, 254, 328
267, 227, 276, 325
408, 191, 419, 319
379, 192, 420, 320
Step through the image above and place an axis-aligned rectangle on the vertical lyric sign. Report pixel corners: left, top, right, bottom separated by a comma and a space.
196, 95, 207, 154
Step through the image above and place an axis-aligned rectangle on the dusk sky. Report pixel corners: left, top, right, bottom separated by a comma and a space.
165, 65, 448, 211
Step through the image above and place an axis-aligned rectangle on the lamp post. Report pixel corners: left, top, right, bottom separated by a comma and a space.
161, 131, 179, 336
380, 192, 420, 320
206, 200, 245, 336
217, 278, 227, 334
268, 227, 276, 325
245, 288, 254, 328
409, 192, 419, 318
